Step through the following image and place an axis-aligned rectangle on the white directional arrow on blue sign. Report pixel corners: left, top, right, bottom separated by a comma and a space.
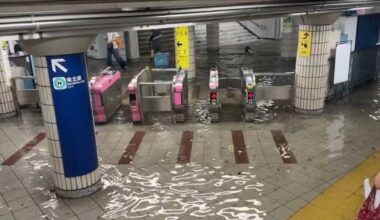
51, 58, 68, 73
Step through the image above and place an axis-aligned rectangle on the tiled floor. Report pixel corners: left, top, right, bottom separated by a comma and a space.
0, 80, 380, 219
290, 149, 380, 220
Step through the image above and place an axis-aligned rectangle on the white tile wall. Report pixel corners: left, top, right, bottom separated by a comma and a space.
294, 25, 331, 113
0, 49, 16, 116
281, 21, 299, 58
35, 56, 100, 192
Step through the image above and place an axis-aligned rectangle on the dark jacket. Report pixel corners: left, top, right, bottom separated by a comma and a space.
149, 30, 162, 52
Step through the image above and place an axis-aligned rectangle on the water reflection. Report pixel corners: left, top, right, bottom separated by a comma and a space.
100, 164, 266, 219
111, 105, 129, 124
325, 115, 345, 158
254, 100, 277, 123
194, 100, 211, 124
369, 84, 380, 121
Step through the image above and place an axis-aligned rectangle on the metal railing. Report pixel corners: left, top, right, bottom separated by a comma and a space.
128, 67, 188, 124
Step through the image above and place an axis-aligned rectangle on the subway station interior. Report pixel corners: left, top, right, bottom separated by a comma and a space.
1, 0, 380, 219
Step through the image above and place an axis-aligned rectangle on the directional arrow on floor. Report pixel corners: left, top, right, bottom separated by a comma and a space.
51, 58, 68, 73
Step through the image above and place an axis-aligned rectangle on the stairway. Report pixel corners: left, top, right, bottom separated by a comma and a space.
195, 22, 258, 48
137, 28, 175, 56
138, 22, 258, 56
238, 18, 282, 40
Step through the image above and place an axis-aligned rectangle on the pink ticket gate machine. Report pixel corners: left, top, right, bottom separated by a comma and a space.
241, 67, 257, 122
128, 77, 142, 123
89, 67, 122, 123
128, 67, 188, 124
208, 67, 257, 122
209, 68, 220, 122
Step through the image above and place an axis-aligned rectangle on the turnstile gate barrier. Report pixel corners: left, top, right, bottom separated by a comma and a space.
128, 67, 188, 124
208, 67, 257, 122
241, 67, 257, 122
209, 68, 220, 122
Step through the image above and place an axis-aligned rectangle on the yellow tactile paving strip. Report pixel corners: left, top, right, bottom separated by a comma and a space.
290, 150, 380, 220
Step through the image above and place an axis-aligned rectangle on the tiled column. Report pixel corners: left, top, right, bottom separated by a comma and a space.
189, 26, 196, 80
0, 42, 16, 118
206, 23, 219, 49
294, 25, 332, 114
281, 20, 299, 58
21, 36, 101, 198
126, 30, 140, 60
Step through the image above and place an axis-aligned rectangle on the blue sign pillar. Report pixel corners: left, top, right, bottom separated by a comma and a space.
38, 53, 100, 198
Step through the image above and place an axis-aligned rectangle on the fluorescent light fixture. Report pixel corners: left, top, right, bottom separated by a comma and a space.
287, 12, 307, 17
0, 35, 20, 41
132, 22, 197, 30
348, 6, 373, 11
121, 7, 136, 11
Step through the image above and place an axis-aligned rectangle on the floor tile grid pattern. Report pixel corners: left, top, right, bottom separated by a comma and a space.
290, 149, 380, 220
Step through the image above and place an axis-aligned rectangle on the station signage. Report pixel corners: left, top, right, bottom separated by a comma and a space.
46, 53, 98, 177
298, 31, 312, 57
175, 26, 190, 69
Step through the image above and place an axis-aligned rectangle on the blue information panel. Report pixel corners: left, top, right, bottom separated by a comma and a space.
47, 53, 98, 177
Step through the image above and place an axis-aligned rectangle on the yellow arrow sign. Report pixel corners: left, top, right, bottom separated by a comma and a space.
298, 31, 312, 57
175, 26, 190, 69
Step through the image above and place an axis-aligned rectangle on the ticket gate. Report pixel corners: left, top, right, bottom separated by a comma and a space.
89, 67, 122, 123
209, 68, 220, 122
128, 67, 188, 124
209, 67, 257, 122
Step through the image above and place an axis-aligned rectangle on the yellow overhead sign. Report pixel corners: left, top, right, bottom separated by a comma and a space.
175, 26, 190, 69
2, 41, 7, 50
298, 31, 312, 57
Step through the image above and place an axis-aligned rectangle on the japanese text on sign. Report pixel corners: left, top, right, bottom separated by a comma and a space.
298, 31, 312, 57
175, 26, 190, 69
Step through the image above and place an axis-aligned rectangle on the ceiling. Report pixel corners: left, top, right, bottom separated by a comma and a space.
0, 0, 379, 39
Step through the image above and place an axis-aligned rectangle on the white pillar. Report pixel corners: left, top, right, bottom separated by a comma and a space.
294, 24, 332, 114
21, 36, 101, 198
206, 23, 219, 49
126, 30, 140, 60
293, 13, 339, 114
0, 42, 16, 118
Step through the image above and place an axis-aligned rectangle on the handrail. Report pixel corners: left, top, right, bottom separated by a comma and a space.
139, 82, 172, 85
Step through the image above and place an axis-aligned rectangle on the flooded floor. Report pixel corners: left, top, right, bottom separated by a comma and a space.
0, 41, 380, 220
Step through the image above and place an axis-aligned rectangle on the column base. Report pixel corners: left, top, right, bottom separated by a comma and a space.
295, 107, 324, 115
55, 179, 102, 199
0, 111, 17, 119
